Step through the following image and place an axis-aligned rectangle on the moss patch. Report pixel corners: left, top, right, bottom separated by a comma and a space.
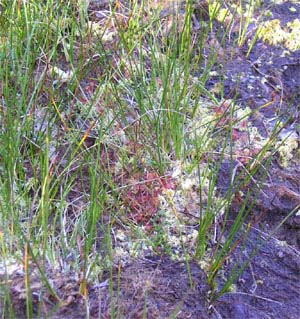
258, 18, 300, 51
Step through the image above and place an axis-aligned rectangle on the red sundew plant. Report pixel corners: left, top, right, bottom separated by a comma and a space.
122, 171, 176, 226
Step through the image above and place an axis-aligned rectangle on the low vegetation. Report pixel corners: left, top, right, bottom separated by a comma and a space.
0, 0, 298, 318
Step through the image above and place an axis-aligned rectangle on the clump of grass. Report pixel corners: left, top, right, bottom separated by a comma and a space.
0, 0, 293, 317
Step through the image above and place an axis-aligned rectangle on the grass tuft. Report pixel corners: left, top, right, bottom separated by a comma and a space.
0, 0, 295, 317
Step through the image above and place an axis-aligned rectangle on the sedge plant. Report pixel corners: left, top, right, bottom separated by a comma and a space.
0, 0, 295, 317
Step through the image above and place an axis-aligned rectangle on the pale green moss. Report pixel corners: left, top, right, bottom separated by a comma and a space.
258, 18, 300, 51
285, 19, 300, 51
258, 19, 286, 46
276, 135, 299, 168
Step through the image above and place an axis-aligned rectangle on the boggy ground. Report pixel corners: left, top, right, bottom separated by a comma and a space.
211, 1, 300, 317
2, 1, 300, 318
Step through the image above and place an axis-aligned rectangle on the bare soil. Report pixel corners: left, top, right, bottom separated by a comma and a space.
214, 228, 300, 319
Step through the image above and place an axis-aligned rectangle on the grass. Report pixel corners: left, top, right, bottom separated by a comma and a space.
0, 0, 296, 318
